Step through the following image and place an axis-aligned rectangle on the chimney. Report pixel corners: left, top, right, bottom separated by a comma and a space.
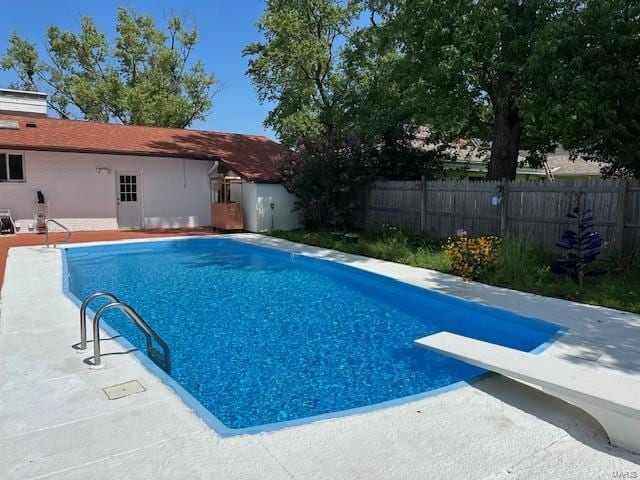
0, 88, 48, 117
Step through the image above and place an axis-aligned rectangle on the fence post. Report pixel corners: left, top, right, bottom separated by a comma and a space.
614, 179, 628, 251
363, 185, 371, 231
499, 178, 509, 237
420, 176, 426, 233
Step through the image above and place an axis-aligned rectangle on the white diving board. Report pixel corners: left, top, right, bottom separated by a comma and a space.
415, 332, 640, 453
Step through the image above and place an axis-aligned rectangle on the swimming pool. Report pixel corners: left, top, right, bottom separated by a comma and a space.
64, 237, 562, 435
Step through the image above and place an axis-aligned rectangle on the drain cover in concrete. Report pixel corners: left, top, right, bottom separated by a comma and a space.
102, 380, 146, 400
564, 346, 601, 361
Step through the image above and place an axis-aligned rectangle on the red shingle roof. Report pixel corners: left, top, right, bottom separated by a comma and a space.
0, 114, 288, 182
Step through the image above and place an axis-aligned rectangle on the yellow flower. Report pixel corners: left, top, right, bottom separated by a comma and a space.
443, 234, 502, 280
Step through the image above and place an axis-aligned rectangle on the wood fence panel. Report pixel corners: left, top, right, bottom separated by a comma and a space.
366, 180, 421, 232
505, 179, 620, 249
358, 178, 639, 253
422, 180, 500, 238
624, 181, 640, 252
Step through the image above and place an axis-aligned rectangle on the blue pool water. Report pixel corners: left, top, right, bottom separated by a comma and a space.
64, 238, 562, 434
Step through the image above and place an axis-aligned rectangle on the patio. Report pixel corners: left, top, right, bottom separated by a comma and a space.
0, 234, 639, 479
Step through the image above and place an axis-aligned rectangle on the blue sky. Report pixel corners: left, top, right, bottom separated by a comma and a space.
0, 0, 276, 138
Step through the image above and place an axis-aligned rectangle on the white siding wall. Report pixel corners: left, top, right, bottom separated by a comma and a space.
1, 150, 214, 232
229, 178, 243, 204
240, 182, 300, 232
241, 181, 258, 232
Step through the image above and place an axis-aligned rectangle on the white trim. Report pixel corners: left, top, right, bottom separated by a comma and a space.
0, 87, 48, 97
0, 149, 26, 183
115, 170, 144, 229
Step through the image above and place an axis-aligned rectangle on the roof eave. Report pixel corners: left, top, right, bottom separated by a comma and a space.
554, 172, 602, 177
0, 143, 283, 183
247, 178, 282, 184
0, 143, 218, 162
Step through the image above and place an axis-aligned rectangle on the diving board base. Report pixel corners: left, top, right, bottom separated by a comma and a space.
415, 332, 640, 454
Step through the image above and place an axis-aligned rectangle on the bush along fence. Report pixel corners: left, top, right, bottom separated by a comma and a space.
353, 178, 640, 253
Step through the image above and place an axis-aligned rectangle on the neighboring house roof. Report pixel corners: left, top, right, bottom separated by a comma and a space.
0, 114, 288, 182
413, 127, 604, 177
544, 155, 604, 177
442, 149, 603, 177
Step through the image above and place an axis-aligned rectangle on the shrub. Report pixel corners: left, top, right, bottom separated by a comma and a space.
279, 132, 377, 230
444, 230, 502, 280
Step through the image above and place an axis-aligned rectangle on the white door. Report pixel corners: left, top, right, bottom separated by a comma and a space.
116, 172, 142, 229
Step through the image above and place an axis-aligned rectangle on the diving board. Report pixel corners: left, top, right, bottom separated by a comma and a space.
415, 332, 640, 453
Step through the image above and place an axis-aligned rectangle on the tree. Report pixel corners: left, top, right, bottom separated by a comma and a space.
245, 0, 447, 177
243, 0, 359, 145
341, 7, 449, 179
361, 0, 640, 179
1, 8, 218, 128
529, 0, 640, 177
340, 10, 409, 148
368, 0, 568, 179
280, 132, 377, 228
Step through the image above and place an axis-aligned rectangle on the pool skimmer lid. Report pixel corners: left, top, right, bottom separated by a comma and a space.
102, 380, 146, 400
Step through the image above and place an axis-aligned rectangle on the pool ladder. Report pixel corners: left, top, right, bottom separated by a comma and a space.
45, 218, 72, 248
78, 292, 171, 374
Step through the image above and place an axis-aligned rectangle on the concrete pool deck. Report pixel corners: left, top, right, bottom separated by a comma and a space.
1, 233, 639, 479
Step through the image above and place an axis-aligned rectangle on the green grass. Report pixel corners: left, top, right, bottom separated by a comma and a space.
268, 229, 640, 314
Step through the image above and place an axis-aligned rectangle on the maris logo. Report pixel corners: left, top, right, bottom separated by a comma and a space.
612, 472, 639, 479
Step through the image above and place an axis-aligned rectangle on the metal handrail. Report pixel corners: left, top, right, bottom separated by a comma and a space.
45, 218, 72, 247
78, 292, 120, 352
91, 301, 171, 374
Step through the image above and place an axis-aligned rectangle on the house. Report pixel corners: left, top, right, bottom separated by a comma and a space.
413, 128, 605, 181
0, 88, 300, 233
442, 147, 604, 181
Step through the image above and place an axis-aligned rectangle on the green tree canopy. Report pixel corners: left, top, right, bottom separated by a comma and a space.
249, 0, 639, 178
358, 0, 640, 179
1, 8, 219, 128
243, 0, 359, 145
244, 0, 448, 179
376, 0, 571, 179
528, 0, 640, 177
340, 9, 411, 148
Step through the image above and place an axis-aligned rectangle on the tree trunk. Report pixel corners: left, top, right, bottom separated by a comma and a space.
487, 75, 524, 180
487, 94, 524, 180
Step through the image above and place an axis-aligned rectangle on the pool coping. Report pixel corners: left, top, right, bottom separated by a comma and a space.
60, 234, 566, 437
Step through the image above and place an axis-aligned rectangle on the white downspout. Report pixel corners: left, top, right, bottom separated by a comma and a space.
207, 161, 219, 177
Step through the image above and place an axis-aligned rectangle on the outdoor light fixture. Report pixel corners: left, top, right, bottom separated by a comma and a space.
270, 202, 275, 229
491, 184, 504, 206
96, 166, 112, 174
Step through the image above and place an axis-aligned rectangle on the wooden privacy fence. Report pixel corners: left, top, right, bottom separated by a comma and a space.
355, 178, 640, 252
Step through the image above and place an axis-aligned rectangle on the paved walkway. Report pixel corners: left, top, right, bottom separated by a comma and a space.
1, 234, 639, 479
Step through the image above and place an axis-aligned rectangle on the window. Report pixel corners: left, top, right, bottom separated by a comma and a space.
0, 152, 25, 182
119, 174, 138, 202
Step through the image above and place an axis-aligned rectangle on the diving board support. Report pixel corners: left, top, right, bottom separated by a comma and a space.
415, 332, 640, 453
